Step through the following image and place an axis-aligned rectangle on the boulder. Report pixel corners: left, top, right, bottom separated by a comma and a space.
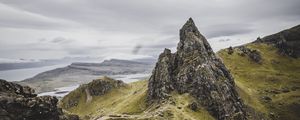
0, 79, 78, 120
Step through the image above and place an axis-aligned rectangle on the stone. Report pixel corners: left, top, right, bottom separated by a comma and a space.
228, 46, 234, 55
147, 18, 246, 120
248, 50, 262, 63
281, 88, 290, 93
188, 102, 198, 111
261, 96, 272, 102
237, 46, 262, 63
0, 79, 78, 120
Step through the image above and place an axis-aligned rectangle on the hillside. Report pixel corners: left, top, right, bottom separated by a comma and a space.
217, 25, 300, 120
60, 20, 300, 120
61, 18, 246, 120
60, 77, 215, 120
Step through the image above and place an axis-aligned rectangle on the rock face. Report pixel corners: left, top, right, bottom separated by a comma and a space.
0, 79, 78, 120
61, 77, 126, 109
254, 25, 300, 58
147, 18, 246, 120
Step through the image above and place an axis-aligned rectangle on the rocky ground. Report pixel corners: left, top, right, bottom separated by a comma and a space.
0, 79, 78, 120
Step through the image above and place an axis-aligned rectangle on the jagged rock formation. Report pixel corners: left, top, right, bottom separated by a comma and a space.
254, 25, 300, 58
61, 77, 126, 109
147, 18, 246, 120
0, 79, 78, 120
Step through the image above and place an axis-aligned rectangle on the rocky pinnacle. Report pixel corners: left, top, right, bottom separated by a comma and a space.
147, 18, 246, 120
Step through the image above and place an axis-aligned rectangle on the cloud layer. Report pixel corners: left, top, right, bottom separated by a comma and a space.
0, 0, 299, 59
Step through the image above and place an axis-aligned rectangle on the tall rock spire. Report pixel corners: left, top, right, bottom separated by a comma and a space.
177, 18, 215, 61
147, 18, 246, 120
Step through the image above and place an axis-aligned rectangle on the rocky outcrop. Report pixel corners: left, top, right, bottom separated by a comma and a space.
254, 25, 300, 58
236, 46, 262, 63
84, 76, 125, 96
147, 18, 246, 120
61, 77, 126, 109
0, 79, 78, 120
227, 46, 234, 55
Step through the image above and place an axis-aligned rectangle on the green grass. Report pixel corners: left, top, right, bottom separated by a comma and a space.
60, 79, 215, 120
217, 43, 300, 120
168, 93, 215, 120
60, 43, 300, 120
60, 79, 148, 119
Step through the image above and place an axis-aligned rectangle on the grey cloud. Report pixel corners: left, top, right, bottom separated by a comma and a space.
0, 2, 79, 30
51, 37, 73, 44
1, 0, 299, 34
204, 23, 254, 38
0, 0, 299, 59
146, 43, 177, 49
67, 47, 97, 55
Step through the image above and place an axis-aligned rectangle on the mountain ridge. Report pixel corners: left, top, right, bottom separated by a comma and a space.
254, 24, 300, 57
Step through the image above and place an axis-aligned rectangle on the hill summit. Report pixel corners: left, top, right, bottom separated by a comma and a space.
147, 18, 246, 120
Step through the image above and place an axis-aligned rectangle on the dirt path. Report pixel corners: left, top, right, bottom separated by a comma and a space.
85, 88, 92, 103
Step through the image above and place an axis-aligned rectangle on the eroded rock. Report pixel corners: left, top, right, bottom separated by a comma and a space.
0, 79, 77, 120
147, 18, 246, 120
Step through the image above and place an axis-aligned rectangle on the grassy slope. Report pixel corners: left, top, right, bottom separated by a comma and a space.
60, 79, 147, 119
61, 43, 299, 120
60, 79, 214, 120
217, 43, 300, 120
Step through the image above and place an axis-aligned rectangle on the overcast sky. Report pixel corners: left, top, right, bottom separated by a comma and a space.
0, 0, 299, 59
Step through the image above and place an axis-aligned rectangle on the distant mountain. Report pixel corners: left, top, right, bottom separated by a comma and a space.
0, 59, 57, 71
19, 59, 155, 93
0, 57, 101, 71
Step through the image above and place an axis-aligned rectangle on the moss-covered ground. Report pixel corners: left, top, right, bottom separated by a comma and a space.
217, 43, 300, 120
60, 79, 215, 120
